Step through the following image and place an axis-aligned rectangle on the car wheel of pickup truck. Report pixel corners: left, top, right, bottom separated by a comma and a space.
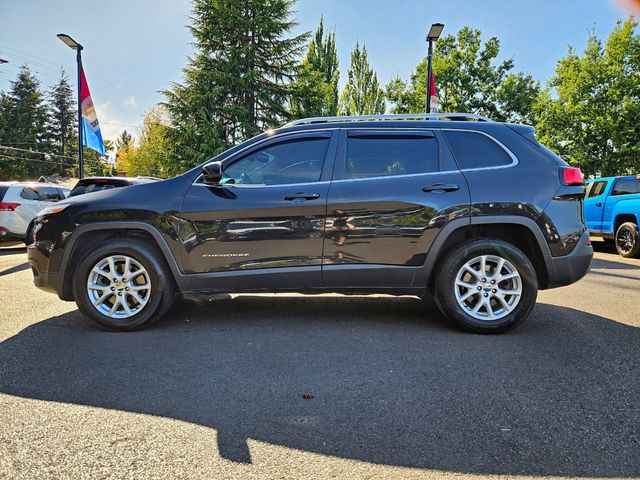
615, 222, 640, 258
434, 239, 538, 334
72, 239, 175, 331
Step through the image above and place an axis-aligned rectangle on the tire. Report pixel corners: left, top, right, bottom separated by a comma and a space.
615, 222, 640, 258
72, 238, 175, 331
434, 239, 538, 334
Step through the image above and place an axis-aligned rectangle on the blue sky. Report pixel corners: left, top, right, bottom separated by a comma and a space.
0, 0, 630, 142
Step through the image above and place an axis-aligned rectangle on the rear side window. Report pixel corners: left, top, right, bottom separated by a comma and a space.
20, 187, 40, 200
0, 186, 9, 201
444, 130, 512, 170
612, 179, 639, 196
586, 181, 607, 198
36, 187, 63, 202
344, 133, 438, 179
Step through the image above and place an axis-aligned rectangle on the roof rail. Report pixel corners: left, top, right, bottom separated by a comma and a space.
284, 113, 492, 127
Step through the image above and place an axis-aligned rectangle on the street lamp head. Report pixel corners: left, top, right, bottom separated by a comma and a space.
57, 33, 83, 51
426, 23, 444, 41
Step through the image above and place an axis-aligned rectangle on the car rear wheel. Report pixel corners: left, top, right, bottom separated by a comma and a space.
73, 239, 175, 331
615, 222, 640, 258
434, 239, 538, 334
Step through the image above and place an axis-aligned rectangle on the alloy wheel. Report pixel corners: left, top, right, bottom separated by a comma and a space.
86, 255, 151, 319
454, 254, 522, 321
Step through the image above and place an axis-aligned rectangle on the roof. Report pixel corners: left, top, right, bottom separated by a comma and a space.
0, 181, 68, 188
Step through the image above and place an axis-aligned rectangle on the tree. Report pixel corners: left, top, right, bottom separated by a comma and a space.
535, 19, 640, 176
47, 70, 77, 159
0, 65, 49, 179
116, 106, 170, 178
291, 17, 339, 118
386, 27, 538, 121
339, 43, 385, 116
162, 0, 307, 175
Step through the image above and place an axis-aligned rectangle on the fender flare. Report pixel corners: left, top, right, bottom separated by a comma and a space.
60, 222, 184, 292
415, 215, 552, 286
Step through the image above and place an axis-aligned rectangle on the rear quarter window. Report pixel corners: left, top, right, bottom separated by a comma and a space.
444, 130, 513, 170
0, 186, 9, 201
19, 187, 40, 200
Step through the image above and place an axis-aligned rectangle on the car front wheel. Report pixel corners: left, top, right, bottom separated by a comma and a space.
434, 239, 538, 334
72, 239, 175, 331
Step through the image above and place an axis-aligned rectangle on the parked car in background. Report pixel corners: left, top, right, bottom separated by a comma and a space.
0, 182, 70, 245
28, 113, 592, 334
68, 176, 159, 198
585, 175, 640, 257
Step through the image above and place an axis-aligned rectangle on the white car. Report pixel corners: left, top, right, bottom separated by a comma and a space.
0, 182, 70, 245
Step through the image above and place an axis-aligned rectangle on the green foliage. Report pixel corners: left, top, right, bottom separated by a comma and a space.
116, 107, 171, 178
291, 17, 339, 118
339, 43, 385, 115
386, 27, 539, 121
534, 19, 640, 176
0, 65, 49, 179
162, 0, 307, 175
47, 70, 77, 160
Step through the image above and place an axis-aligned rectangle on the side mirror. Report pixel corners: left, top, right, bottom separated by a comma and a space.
202, 161, 223, 185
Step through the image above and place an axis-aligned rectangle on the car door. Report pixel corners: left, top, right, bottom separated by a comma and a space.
13, 186, 44, 234
584, 180, 609, 232
323, 129, 470, 289
179, 130, 337, 290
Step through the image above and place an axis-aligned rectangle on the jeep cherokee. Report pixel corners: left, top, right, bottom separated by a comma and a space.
28, 113, 593, 333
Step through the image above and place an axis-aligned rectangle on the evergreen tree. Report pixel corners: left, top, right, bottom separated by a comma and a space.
0, 65, 48, 179
339, 43, 385, 116
291, 17, 339, 118
115, 129, 133, 151
46, 69, 77, 175
162, 0, 308, 175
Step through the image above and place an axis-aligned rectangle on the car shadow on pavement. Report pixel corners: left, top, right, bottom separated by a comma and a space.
0, 295, 638, 477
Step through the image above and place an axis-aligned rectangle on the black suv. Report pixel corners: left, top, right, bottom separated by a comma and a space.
28, 113, 593, 333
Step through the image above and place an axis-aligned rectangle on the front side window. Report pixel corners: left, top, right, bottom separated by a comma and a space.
222, 137, 329, 186
612, 179, 639, 196
344, 133, 438, 179
586, 181, 607, 198
444, 130, 512, 170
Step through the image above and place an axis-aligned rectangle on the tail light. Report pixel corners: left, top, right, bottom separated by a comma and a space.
0, 202, 20, 211
560, 167, 584, 186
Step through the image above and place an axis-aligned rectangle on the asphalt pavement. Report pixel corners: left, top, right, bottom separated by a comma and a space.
0, 242, 638, 479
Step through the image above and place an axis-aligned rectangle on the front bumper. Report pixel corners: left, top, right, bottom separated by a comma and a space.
544, 231, 593, 289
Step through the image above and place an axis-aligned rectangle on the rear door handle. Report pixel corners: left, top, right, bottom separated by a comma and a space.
284, 193, 320, 201
595, 202, 602, 207
422, 183, 459, 193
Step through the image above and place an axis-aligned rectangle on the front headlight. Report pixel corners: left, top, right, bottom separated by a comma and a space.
38, 203, 70, 217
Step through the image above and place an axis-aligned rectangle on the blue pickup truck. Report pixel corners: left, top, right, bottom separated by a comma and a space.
585, 175, 640, 257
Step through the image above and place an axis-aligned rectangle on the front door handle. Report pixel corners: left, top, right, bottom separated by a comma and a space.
284, 193, 320, 201
595, 202, 602, 207
422, 183, 459, 193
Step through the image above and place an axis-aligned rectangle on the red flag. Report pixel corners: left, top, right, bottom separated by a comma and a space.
429, 70, 438, 113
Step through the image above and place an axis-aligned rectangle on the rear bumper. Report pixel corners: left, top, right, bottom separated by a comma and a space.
543, 231, 593, 289
0, 226, 25, 242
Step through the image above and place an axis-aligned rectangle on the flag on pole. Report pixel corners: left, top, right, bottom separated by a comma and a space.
80, 66, 105, 155
429, 69, 439, 113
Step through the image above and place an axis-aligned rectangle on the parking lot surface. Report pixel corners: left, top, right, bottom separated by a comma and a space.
0, 243, 639, 479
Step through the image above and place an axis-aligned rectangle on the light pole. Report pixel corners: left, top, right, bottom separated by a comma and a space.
57, 33, 84, 179
425, 23, 444, 114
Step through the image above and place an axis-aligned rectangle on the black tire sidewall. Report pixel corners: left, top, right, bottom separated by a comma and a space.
73, 239, 173, 331
435, 239, 538, 334
615, 222, 640, 258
